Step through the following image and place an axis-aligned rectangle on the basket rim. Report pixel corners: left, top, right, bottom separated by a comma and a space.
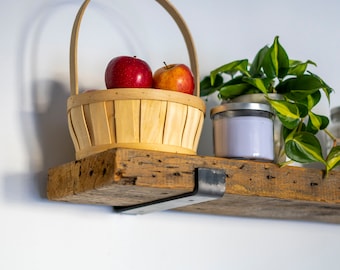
67, 88, 206, 113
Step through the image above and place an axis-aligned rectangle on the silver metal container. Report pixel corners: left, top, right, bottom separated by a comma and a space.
230, 93, 285, 163
211, 102, 275, 161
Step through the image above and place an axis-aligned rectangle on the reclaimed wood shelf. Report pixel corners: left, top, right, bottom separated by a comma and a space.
47, 147, 340, 224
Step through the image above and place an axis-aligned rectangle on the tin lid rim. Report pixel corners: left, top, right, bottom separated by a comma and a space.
210, 102, 274, 117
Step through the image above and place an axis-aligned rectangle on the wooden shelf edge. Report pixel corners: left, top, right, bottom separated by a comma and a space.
47, 147, 340, 224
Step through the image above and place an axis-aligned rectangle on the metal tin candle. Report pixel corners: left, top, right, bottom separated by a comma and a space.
211, 102, 275, 161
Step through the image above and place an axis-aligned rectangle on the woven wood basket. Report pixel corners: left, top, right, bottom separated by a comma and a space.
68, 0, 206, 160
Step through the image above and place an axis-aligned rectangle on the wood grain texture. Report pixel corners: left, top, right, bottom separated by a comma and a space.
47, 148, 340, 223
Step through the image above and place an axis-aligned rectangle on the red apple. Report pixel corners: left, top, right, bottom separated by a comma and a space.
153, 63, 195, 95
105, 56, 153, 89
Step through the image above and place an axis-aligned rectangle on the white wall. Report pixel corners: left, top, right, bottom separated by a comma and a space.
1, 0, 340, 269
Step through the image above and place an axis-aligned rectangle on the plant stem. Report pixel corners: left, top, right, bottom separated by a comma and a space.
297, 119, 304, 133
279, 160, 294, 168
324, 128, 337, 147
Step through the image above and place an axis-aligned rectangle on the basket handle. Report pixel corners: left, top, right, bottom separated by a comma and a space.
70, 0, 200, 97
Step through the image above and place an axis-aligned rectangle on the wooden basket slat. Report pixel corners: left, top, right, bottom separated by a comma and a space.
140, 100, 167, 144
105, 100, 116, 144
82, 104, 93, 144
70, 106, 92, 149
67, 113, 80, 151
163, 102, 188, 146
88, 102, 111, 145
181, 106, 202, 149
192, 113, 204, 151
115, 100, 140, 143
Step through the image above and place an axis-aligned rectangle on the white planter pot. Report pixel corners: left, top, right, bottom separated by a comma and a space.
211, 102, 274, 161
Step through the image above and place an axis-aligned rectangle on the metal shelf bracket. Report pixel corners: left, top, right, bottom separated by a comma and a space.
114, 167, 226, 215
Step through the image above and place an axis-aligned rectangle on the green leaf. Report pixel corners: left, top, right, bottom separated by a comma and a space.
285, 132, 326, 164
295, 103, 308, 118
307, 72, 334, 103
200, 74, 224, 97
242, 77, 272, 94
288, 91, 320, 115
267, 99, 300, 129
288, 59, 317, 76
249, 45, 269, 76
307, 111, 329, 132
263, 36, 290, 79
306, 91, 321, 110
262, 53, 275, 79
276, 74, 324, 100
268, 100, 299, 118
210, 59, 250, 85
326, 146, 340, 172
282, 123, 307, 141
219, 83, 252, 100
276, 112, 301, 130
282, 126, 294, 141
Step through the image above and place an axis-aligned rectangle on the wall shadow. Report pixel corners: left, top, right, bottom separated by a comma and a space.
30, 80, 75, 197
3, 0, 186, 204
4, 2, 77, 203
4, 80, 75, 203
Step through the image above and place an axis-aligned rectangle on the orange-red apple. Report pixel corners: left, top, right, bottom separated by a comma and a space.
153, 63, 194, 95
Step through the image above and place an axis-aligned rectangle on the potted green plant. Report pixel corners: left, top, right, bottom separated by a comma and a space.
201, 36, 340, 174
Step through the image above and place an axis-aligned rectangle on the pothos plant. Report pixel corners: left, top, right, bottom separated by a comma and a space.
200, 36, 340, 174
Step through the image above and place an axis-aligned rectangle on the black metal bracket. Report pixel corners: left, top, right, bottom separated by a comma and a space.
114, 167, 226, 215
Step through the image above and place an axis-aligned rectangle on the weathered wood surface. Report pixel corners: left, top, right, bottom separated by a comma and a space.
47, 148, 340, 224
